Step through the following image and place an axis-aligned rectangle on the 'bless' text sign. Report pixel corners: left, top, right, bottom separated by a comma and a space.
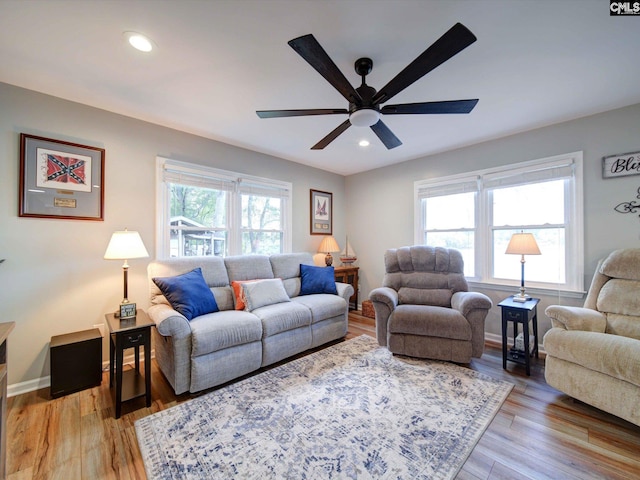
603, 151, 640, 179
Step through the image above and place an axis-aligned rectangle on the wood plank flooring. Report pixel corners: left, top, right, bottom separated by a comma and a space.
7, 312, 640, 479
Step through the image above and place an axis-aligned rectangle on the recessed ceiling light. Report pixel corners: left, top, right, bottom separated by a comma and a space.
359, 140, 370, 147
124, 32, 154, 52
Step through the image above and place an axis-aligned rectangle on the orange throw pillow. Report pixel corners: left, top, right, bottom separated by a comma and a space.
231, 280, 259, 311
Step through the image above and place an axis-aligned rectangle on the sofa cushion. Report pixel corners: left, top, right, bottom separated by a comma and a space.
242, 278, 291, 311
292, 294, 347, 323
224, 255, 274, 281
152, 268, 219, 321
299, 264, 338, 295
251, 302, 312, 337
270, 252, 314, 298
189, 310, 262, 357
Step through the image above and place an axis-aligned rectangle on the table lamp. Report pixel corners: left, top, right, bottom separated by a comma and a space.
505, 231, 541, 302
104, 229, 149, 318
318, 236, 340, 266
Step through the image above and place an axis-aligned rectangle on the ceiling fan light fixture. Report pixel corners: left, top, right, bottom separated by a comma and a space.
349, 108, 380, 127
358, 139, 370, 147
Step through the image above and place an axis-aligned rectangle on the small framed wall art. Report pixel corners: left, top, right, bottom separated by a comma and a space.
19, 133, 105, 221
310, 189, 332, 235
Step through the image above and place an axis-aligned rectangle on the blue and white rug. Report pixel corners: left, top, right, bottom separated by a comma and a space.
136, 335, 513, 479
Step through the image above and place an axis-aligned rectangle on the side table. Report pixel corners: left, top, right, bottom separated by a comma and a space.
334, 266, 359, 310
498, 297, 540, 376
106, 309, 155, 418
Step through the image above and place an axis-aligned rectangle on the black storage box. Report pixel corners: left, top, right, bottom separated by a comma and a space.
50, 328, 102, 398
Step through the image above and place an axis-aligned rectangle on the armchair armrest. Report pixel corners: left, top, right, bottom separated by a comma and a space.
148, 303, 192, 338
369, 287, 398, 346
451, 291, 492, 317
545, 305, 606, 332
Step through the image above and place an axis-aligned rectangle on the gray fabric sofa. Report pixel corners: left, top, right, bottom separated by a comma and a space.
369, 246, 492, 363
147, 252, 353, 394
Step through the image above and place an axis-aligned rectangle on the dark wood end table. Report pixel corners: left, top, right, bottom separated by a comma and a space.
106, 309, 154, 418
498, 297, 540, 376
334, 266, 359, 311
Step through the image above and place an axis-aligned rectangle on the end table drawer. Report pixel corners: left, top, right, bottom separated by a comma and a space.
503, 308, 526, 322
120, 329, 149, 348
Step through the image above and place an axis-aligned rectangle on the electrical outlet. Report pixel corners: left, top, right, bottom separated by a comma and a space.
93, 323, 106, 337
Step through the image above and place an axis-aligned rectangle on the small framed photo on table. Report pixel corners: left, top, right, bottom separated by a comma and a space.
19, 133, 105, 221
310, 189, 332, 235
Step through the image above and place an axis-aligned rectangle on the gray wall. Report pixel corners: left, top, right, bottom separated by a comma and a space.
346, 103, 640, 343
0, 82, 346, 388
3, 79, 640, 388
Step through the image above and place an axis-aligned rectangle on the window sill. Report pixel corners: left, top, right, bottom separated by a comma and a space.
468, 280, 586, 300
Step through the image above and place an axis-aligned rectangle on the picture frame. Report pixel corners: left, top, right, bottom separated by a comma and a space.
19, 133, 105, 220
310, 189, 332, 235
118, 302, 137, 320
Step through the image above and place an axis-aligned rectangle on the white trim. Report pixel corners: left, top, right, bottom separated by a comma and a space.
415, 152, 584, 293
156, 156, 292, 258
8, 352, 153, 397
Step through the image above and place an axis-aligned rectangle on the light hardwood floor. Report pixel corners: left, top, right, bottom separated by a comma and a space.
7, 312, 640, 479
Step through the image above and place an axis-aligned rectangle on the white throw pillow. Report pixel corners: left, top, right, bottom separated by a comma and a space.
242, 278, 291, 311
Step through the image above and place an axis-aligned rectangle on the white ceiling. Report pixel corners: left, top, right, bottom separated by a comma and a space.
1, 1, 639, 175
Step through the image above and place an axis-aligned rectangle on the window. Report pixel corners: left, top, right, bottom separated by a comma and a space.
157, 157, 292, 258
415, 152, 584, 293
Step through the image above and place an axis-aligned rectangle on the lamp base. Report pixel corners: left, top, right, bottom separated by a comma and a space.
512, 294, 530, 303
325, 253, 334, 267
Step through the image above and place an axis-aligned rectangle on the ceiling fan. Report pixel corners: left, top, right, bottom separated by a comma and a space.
257, 23, 479, 150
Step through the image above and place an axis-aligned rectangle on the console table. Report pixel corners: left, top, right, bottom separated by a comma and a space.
106, 310, 154, 418
0, 322, 15, 480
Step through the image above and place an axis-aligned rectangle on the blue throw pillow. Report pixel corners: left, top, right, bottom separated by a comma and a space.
153, 267, 219, 320
299, 264, 338, 296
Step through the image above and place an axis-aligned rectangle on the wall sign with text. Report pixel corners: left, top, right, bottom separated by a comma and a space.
602, 151, 640, 179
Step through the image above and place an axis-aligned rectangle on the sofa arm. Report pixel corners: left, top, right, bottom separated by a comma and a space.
369, 287, 398, 346
451, 291, 492, 317
148, 303, 192, 338
336, 281, 355, 305
545, 305, 606, 332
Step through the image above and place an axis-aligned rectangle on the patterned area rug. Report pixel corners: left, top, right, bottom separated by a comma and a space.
136, 335, 513, 479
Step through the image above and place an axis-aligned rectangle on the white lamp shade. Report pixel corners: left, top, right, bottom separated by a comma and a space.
505, 232, 541, 256
318, 236, 340, 254
104, 230, 149, 260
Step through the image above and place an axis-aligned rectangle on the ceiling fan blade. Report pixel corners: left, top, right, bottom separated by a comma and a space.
257, 108, 348, 118
372, 23, 477, 105
288, 34, 363, 105
381, 99, 478, 115
370, 120, 402, 149
311, 119, 352, 150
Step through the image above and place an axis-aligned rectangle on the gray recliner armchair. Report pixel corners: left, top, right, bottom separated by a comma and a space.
369, 246, 492, 363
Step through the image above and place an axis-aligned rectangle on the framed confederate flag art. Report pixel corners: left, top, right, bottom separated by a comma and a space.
19, 134, 105, 220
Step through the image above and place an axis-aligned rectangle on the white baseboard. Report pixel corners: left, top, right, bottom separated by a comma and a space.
8, 352, 153, 398
8, 376, 51, 397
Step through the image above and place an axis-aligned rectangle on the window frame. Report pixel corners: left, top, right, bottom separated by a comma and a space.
156, 157, 292, 258
414, 151, 584, 294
